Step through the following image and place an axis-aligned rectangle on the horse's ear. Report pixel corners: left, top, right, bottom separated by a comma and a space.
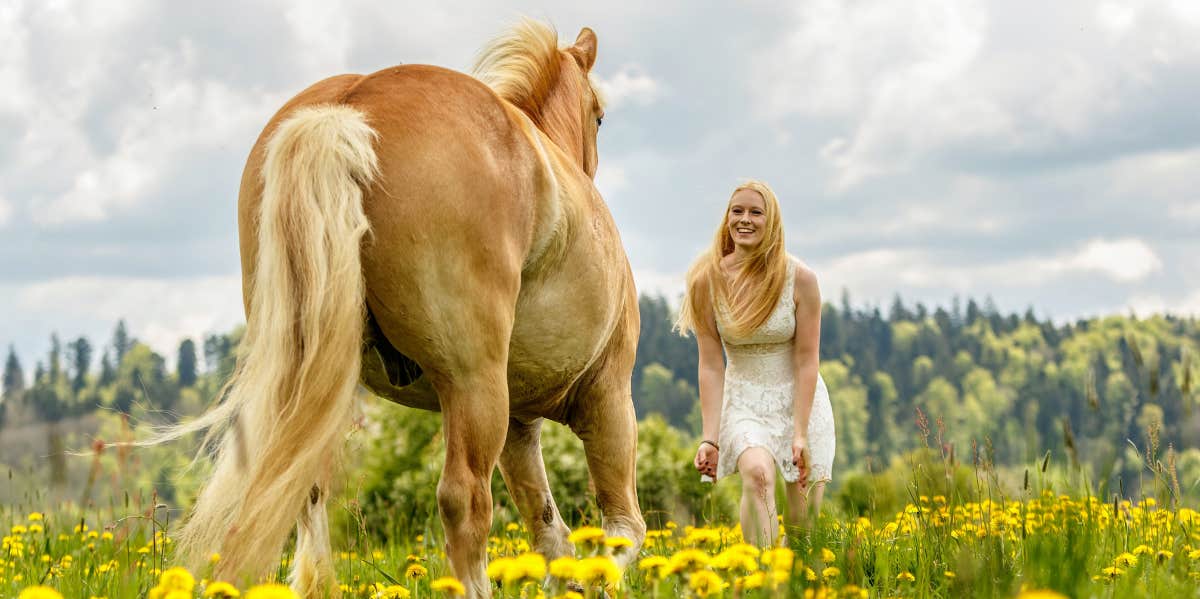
569, 27, 597, 71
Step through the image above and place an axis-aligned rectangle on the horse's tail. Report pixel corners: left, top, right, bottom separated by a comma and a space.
179, 104, 378, 579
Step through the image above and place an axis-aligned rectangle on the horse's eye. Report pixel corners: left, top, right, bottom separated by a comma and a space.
596, 117, 603, 127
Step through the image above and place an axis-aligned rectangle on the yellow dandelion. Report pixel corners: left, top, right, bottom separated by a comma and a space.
738, 571, 765, 590
822, 566, 840, 579
668, 549, 711, 573
1132, 545, 1154, 556
944, 571, 956, 578
568, 527, 605, 545
549, 556, 578, 580
575, 556, 620, 584
374, 585, 410, 599
1113, 553, 1137, 567
1016, 591, 1068, 599
689, 570, 726, 597
11, 525, 27, 535
638, 555, 669, 575
487, 557, 515, 582
804, 567, 817, 581
761, 548, 794, 572
897, 571, 916, 582
1156, 550, 1174, 562
430, 577, 466, 596
605, 536, 634, 551
203, 581, 241, 598
18, 587, 64, 599
404, 564, 428, 580
159, 567, 196, 591
820, 547, 836, 563
29, 524, 44, 534
244, 584, 299, 599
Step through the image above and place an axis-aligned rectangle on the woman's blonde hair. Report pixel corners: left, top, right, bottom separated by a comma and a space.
675, 180, 790, 338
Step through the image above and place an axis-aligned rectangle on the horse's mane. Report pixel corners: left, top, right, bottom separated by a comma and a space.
472, 19, 564, 122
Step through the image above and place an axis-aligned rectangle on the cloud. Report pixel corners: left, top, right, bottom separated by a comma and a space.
596, 64, 662, 110
820, 237, 1162, 297
0, 195, 11, 227
10, 274, 245, 365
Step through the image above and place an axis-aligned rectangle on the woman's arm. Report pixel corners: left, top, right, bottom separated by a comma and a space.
791, 263, 822, 478
691, 271, 725, 478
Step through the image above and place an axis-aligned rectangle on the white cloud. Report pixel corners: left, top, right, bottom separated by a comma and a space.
1126, 288, 1200, 317
632, 268, 685, 304
14, 275, 245, 362
596, 64, 661, 109
0, 195, 11, 227
595, 162, 628, 197
819, 238, 1163, 301
30, 52, 283, 225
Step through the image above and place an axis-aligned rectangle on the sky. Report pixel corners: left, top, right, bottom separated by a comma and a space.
2, 0, 1199, 370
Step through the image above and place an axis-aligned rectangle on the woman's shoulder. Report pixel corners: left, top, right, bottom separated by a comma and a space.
787, 254, 820, 302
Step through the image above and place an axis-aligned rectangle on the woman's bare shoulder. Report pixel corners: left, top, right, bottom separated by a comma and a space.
789, 255, 820, 303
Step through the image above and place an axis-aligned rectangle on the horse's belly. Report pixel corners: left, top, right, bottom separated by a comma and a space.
506, 274, 614, 416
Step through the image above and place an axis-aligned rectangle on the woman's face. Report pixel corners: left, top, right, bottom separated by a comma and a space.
727, 189, 767, 251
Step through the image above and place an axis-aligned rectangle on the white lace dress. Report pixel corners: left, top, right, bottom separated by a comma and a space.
714, 260, 836, 484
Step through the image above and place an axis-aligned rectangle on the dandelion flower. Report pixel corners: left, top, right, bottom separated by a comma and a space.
820, 547, 836, 563
244, 584, 299, 599
605, 536, 634, 551
18, 587, 64, 599
405, 564, 428, 580
159, 567, 196, 591
1113, 553, 1137, 567
203, 581, 241, 598
549, 556, 578, 580
822, 566, 841, 579
897, 571, 916, 582
689, 570, 726, 597
575, 556, 620, 584
1015, 591, 1068, 599
430, 577, 466, 596
373, 585, 410, 599
27, 513, 44, 522
568, 527, 605, 545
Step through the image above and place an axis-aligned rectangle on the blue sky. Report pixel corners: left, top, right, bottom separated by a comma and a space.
3, 0, 1199, 367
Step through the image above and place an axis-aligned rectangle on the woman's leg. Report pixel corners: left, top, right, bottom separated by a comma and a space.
737, 448, 778, 546
784, 480, 826, 530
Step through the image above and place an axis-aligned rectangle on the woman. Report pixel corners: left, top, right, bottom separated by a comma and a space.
676, 180, 835, 546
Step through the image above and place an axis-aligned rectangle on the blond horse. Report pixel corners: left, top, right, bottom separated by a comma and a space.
173, 20, 644, 598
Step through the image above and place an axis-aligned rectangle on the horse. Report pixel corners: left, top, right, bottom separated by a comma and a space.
171, 20, 645, 598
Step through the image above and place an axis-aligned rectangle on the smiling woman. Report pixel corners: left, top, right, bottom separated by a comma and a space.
675, 180, 836, 546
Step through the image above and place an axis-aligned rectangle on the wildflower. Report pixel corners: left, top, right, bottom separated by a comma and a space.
203, 582, 241, 598
1113, 553, 1137, 567
506, 523, 521, 532
761, 547, 793, 572
738, 572, 765, 590
897, 571, 916, 582
404, 564, 428, 580
568, 527, 605, 545
944, 571, 956, 578
822, 566, 841, 579
373, 585, 410, 599
18, 587, 64, 599
575, 556, 620, 584
1016, 591, 1068, 599
1132, 545, 1154, 556
29, 525, 43, 534
11, 525, 27, 535
711, 549, 757, 573
430, 577, 466, 596
638, 555, 669, 576
804, 567, 817, 581
487, 557, 516, 582
159, 567, 196, 591
604, 536, 634, 551
689, 570, 726, 597
820, 547, 836, 562
1156, 550, 1174, 563
244, 584, 299, 599
549, 556, 578, 579
668, 549, 710, 573
372, 550, 385, 561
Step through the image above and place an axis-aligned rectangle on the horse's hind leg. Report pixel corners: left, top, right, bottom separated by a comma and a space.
292, 483, 337, 599
498, 418, 572, 559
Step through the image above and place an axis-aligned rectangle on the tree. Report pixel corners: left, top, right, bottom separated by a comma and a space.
177, 339, 198, 387
3, 345, 24, 401
67, 336, 92, 395
113, 319, 132, 364
99, 350, 116, 387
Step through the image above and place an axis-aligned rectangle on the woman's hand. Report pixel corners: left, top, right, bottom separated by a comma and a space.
791, 436, 810, 482
694, 440, 719, 478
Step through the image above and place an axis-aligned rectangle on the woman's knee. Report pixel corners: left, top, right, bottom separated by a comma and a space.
738, 450, 775, 493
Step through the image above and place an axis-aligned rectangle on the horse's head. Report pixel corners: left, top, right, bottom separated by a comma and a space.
474, 21, 606, 178
558, 29, 604, 178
